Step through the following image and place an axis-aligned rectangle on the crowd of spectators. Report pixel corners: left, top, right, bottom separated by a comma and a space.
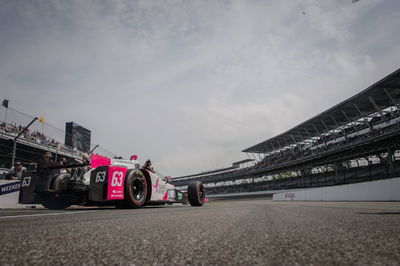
206, 159, 397, 195
0, 121, 82, 156
254, 114, 400, 170
0, 122, 60, 148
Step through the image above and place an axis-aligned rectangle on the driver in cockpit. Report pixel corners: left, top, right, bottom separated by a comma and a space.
142, 159, 154, 173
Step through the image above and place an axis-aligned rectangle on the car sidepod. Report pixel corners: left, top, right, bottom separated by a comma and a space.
89, 165, 128, 202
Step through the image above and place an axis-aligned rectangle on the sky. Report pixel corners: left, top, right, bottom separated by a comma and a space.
1, 0, 400, 176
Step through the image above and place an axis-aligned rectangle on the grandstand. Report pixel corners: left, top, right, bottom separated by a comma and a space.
172, 68, 400, 195
0, 108, 118, 169
175, 159, 254, 183
0, 122, 81, 169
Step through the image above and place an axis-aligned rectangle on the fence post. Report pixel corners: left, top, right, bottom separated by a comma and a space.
10, 140, 17, 167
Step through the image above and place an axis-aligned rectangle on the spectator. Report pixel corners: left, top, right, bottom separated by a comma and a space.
9, 161, 26, 180
72, 154, 91, 181
44, 151, 52, 162
59, 157, 70, 174
60, 157, 67, 165
37, 151, 57, 172
82, 153, 91, 172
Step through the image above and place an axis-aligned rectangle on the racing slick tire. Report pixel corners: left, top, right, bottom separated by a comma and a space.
188, 181, 205, 207
124, 170, 148, 208
41, 195, 72, 210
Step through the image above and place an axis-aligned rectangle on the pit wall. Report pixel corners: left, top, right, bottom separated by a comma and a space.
273, 177, 400, 201
0, 180, 23, 208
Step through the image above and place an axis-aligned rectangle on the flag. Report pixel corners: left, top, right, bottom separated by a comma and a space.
2, 99, 9, 108
39, 116, 45, 123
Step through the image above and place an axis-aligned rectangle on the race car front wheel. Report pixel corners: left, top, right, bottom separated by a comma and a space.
124, 170, 148, 208
188, 181, 205, 206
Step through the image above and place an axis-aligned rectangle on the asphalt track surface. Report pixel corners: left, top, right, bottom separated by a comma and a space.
1, 199, 400, 265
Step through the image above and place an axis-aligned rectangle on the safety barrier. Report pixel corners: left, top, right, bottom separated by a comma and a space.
0, 180, 40, 208
273, 177, 400, 201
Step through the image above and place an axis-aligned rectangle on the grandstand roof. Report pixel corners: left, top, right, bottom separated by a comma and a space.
174, 166, 236, 180
243, 68, 400, 153
232, 159, 254, 165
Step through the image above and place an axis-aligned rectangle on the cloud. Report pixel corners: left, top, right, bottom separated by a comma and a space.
159, 90, 310, 176
1, 0, 400, 176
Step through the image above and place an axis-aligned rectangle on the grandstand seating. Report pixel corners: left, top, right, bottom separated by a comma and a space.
0, 120, 83, 169
0, 121, 79, 153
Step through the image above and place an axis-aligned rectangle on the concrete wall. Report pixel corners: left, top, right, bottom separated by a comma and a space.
273, 177, 400, 201
207, 188, 306, 198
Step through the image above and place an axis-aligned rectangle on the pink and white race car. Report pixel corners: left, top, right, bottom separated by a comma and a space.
19, 154, 205, 209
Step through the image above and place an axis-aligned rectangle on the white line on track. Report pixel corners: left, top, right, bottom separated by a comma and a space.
0, 210, 96, 219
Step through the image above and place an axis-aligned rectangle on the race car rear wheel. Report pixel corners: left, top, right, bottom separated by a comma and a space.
188, 181, 205, 206
124, 170, 147, 208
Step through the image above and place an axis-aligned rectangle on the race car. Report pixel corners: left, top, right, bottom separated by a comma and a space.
19, 154, 205, 209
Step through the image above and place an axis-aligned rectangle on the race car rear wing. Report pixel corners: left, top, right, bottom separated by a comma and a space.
18, 163, 90, 204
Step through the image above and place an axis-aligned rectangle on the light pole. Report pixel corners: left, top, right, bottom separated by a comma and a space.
11, 117, 38, 167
